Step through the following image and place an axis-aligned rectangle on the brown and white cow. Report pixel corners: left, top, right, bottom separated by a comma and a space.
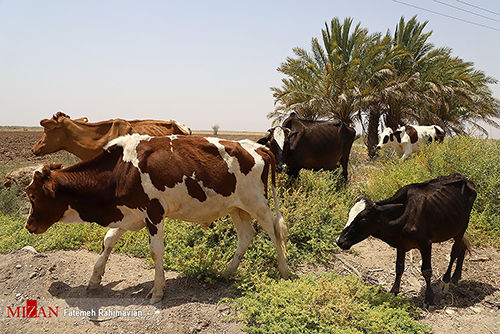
336, 174, 476, 307
376, 124, 445, 160
26, 134, 289, 303
32, 112, 192, 160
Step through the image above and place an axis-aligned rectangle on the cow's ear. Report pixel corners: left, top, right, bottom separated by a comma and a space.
33, 170, 43, 181
40, 119, 58, 130
48, 163, 63, 171
41, 165, 52, 179
375, 203, 404, 213
42, 181, 57, 198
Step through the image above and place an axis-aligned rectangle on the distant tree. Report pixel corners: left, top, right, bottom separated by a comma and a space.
212, 124, 220, 135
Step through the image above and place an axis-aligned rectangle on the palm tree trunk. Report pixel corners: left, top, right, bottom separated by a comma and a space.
367, 109, 381, 159
385, 102, 402, 130
385, 111, 401, 130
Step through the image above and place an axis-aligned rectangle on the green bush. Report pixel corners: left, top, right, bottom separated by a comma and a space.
230, 273, 429, 334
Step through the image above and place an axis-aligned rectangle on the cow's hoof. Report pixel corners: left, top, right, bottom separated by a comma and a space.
146, 288, 163, 304
422, 302, 436, 311
150, 295, 163, 304
87, 281, 100, 291
439, 281, 450, 294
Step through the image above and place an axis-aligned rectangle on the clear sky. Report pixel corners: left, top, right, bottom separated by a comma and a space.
1, 0, 499, 137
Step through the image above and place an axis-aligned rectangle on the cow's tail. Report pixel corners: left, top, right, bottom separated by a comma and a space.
270, 153, 288, 254
462, 233, 472, 257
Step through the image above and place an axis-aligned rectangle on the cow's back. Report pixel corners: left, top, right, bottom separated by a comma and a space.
119, 135, 268, 223
129, 120, 190, 136
403, 174, 476, 241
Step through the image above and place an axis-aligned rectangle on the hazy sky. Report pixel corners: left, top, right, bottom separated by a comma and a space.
1, 0, 499, 137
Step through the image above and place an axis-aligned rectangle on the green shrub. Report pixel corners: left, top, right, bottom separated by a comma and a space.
230, 273, 429, 334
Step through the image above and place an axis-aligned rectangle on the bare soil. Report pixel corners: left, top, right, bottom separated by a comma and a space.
0, 130, 499, 333
0, 248, 243, 333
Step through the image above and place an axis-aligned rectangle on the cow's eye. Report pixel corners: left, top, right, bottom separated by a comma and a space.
29, 194, 35, 201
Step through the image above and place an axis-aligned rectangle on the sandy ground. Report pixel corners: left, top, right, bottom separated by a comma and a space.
0, 248, 243, 334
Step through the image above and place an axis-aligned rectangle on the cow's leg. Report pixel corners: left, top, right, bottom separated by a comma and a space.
247, 203, 289, 279
401, 145, 412, 161
225, 209, 256, 275
390, 248, 406, 294
286, 168, 300, 184
88, 227, 125, 290
339, 155, 349, 181
451, 237, 468, 284
146, 218, 165, 304
419, 243, 434, 308
441, 237, 461, 293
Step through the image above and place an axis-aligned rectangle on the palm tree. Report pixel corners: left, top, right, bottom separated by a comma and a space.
414, 54, 499, 134
270, 17, 373, 125
271, 15, 500, 157
382, 16, 435, 130
385, 16, 500, 136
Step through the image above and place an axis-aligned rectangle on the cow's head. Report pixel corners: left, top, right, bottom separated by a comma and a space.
259, 126, 290, 172
376, 128, 403, 150
25, 163, 67, 234
336, 198, 403, 250
32, 114, 88, 156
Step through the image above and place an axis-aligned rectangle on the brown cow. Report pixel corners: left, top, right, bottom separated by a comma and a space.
336, 174, 476, 307
26, 134, 289, 303
32, 112, 192, 160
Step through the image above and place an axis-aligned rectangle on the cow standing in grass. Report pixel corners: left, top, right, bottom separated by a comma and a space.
376, 125, 445, 160
25, 134, 289, 303
336, 174, 476, 307
258, 113, 356, 180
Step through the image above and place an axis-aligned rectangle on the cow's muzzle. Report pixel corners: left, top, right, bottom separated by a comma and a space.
336, 237, 352, 250
25, 221, 47, 234
276, 163, 287, 173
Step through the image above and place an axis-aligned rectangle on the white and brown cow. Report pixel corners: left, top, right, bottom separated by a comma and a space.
25, 134, 289, 303
376, 125, 445, 160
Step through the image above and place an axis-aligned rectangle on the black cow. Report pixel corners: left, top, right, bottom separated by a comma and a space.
336, 173, 476, 307
258, 113, 356, 180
